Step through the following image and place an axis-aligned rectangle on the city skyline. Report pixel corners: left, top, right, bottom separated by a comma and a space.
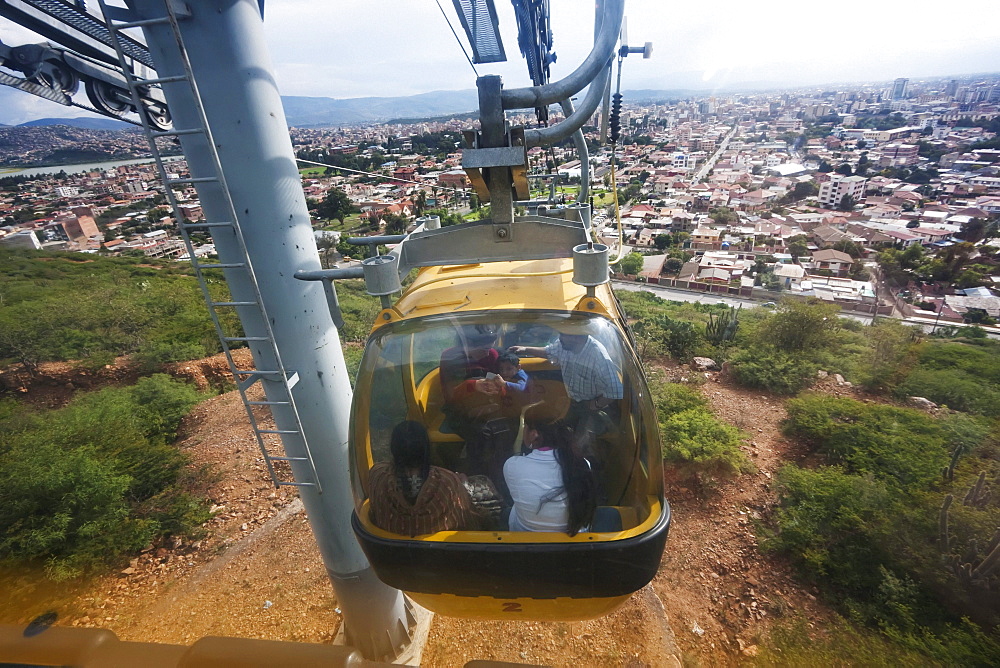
1, 0, 999, 125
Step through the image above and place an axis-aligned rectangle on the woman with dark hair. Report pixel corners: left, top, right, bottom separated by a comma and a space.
503, 421, 597, 536
368, 420, 481, 536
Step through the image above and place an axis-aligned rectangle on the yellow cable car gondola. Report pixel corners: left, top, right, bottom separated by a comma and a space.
348, 255, 670, 620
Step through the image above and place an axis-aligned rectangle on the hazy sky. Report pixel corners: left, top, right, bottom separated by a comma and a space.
2, 0, 1000, 124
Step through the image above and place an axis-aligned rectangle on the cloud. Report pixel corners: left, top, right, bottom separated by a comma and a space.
2, 0, 999, 124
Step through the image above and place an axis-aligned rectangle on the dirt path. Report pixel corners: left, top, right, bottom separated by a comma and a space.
652, 369, 840, 665
5, 353, 848, 665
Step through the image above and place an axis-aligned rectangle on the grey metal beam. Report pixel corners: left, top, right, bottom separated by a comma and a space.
396, 217, 589, 272
559, 98, 590, 208
524, 59, 610, 148
500, 0, 622, 111
477, 74, 514, 233
0, 0, 153, 67
123, 0, 412, 660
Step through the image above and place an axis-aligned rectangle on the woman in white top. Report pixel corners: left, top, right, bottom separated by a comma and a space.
503, 421, 596, 536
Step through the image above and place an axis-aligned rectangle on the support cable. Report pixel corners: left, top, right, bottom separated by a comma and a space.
435, 0, 479, 77
295, 157, 467, 194
608, 52, 627, 264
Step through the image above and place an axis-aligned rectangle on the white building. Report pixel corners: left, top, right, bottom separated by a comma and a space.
0, 230, 41, 250
818, 174, 867, 209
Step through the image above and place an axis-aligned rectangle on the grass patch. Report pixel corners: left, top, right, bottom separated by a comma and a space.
757, 615, 938, 667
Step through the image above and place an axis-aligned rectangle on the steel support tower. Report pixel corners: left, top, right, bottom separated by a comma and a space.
114, 0, 412, 659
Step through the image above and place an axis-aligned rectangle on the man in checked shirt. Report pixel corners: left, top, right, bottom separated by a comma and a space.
508, 331, 623, 459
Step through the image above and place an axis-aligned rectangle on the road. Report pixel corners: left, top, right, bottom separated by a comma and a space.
613, 281, 1000, 338
692, 125, 739, 182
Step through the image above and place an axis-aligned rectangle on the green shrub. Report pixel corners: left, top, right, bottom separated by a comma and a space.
938, 412, 991, 458
758, 298, 842, 352
43, 385, 188, 501
0, 377, 208, 578
661, 407, 751, 476
134, 340, 209, 371
856, 318, 921, 392
0, 442, 156, 580
758, 614, 999, 667
0, 252, 220, 368
784, 395, 947, 490
915, 341, 1000, 383
633, 313, 700, 361
130, 373, 205, 441
765, 465, 894, 593
897, 368, 1000, 416
651, 381, 707, 422
728, 346, 816, 395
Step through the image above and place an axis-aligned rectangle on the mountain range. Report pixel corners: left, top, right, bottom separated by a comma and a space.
1, 87, 707, 130
15, 117, 135, 130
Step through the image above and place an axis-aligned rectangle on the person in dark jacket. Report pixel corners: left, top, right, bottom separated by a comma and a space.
368, 421, 481, 536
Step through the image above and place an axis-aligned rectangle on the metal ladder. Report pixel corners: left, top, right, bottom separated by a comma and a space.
96, 0, 321, 492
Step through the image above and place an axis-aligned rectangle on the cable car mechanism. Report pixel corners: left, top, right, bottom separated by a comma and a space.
309, 0, 670, 621
0, 0, 171, 129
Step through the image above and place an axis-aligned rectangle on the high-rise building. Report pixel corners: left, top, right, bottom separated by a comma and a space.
891, 77, 909, 100
945, 79, 959, 98
818, 173, 868, 209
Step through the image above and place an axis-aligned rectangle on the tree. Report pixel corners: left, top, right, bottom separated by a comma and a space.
839, 194, 857, 212
900, 242, 925, 269
832, 239, 863, 258
792, 181, 818, 201
664, 257, 683, 274
146, 207, 170, 225
614, 252, 644, 276
381, 213, 407, 235
787, 235, 810, 260
654, 234, 672, 251
413, 190, 427, 217
709, 207, 737, 224
315, 188, 357, 223
856, 151, 871, 176
762, 298, 841, 352
957, 218, 987, 243
817, 160, 833, 173
315, 234, 339, 269
835, 163, 853, 176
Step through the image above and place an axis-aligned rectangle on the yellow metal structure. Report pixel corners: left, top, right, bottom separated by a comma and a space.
350, 254, 671, 620
373, 258, 622, 333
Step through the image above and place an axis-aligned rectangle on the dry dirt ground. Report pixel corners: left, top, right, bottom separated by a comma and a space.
2, 353, 869, 666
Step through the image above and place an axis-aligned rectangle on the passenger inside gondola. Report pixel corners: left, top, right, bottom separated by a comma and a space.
356, 313, 659, 536
496, 352, 529, 396
439, 324, 520, 486
507, 331, 622, 463
504, 420, 597, 536
368, 421, 484, 536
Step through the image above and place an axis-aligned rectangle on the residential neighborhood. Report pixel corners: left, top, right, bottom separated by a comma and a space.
3, 73, 1000, 327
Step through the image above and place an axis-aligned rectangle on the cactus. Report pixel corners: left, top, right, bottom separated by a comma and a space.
705, 305, 741, 346
972, 529, 1000, 580
941, 481, 999, 587
963, 471, 992, 510
942, 446, 963, 481
939, 494, 953, 550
